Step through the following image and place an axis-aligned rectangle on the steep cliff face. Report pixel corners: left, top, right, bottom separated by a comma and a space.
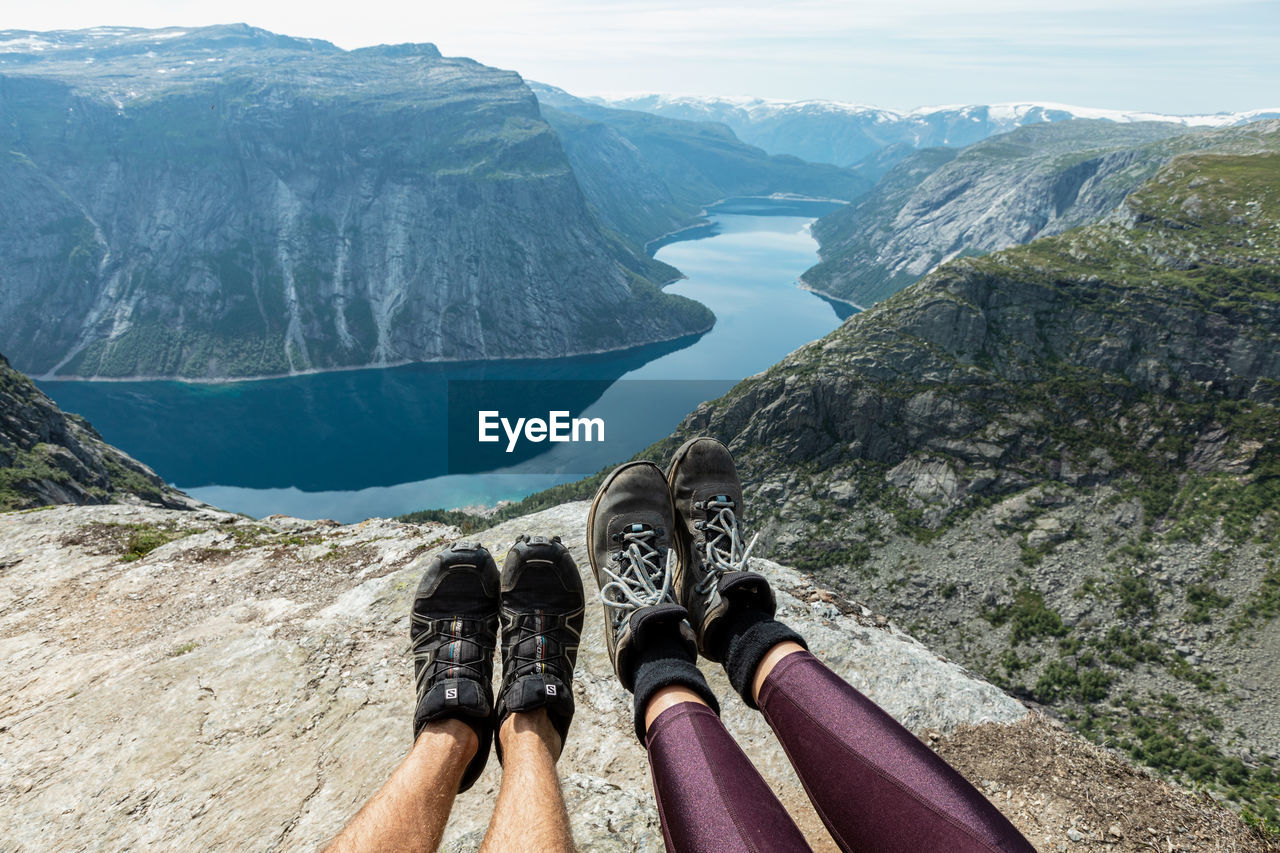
799, 120, 1255, 307
0, 26, 711, 379
605, 93, 1280, 169
0, 352, 191, 509
637, 140, 1280, 828
532, 84, 870, 247
537, 105, 696, 250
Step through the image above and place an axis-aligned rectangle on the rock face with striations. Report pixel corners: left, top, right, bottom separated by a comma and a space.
0, 351, 191, 509
0, 26, 710, 380
642, 135, 1280, 828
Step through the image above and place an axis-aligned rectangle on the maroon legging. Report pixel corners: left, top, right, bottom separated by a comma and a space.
645, 651, 1035, 853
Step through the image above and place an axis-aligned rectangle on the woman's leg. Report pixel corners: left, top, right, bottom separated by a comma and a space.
752, 642, 1034, 853
643, 687, 811, 853
585, 462, 812, 853
658, 437, 1033, 852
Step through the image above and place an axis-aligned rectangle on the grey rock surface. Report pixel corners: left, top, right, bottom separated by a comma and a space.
0, 500, 1025, 851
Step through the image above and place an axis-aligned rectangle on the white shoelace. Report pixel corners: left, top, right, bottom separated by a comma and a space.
696, 497, 759, 594
599, 525, 675, 627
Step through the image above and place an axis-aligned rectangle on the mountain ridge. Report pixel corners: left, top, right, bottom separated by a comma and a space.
0, 352, 193, 509
530, 82, 870, 248
598, 92, 1280, 168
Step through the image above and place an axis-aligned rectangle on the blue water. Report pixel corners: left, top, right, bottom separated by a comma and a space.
38, 201, 852, 521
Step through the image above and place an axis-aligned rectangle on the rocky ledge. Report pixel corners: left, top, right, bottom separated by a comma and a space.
1, 501, 1271, 851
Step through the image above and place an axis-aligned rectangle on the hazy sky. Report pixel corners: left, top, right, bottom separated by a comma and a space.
6, 0, 1277, 113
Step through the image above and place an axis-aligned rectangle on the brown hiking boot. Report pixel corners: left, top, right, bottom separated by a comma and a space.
586, 460, 695, 690
666, 437, 776, 661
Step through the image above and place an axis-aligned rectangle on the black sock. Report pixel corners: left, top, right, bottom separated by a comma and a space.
629, 632, 720, 744
713, 607, 808, 710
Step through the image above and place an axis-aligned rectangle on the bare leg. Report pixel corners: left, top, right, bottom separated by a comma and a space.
750, 640, 806, 702
479, 709, 574, 853
644, 684, 707, 729
323, 718, 477, 853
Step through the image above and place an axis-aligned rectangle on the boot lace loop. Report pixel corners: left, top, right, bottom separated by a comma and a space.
697, 497, 758, 594
599, 525, 675, 627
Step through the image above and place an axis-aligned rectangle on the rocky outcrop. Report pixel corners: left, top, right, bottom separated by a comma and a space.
3, 500, 1268, 851
802, 119, 1280, 308
0, 26, 711, 379
637, 138, 1280, 828
0, 352, 191, 509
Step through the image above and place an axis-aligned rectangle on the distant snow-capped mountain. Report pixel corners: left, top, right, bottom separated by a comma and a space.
596, 94, 1280, 167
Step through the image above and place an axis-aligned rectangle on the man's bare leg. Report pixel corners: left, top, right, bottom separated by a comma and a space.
478, 709, 574, 852
323, 718, 478, 853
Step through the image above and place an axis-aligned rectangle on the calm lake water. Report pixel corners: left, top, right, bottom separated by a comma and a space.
39, 199, 851, 521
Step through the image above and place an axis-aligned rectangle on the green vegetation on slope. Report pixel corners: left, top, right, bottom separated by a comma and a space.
0, 354, 179, 510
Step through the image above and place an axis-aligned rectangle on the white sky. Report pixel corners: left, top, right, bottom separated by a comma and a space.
5, 0, 1278, 113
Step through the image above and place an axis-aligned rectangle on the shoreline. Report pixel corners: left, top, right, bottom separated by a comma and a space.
36, 195, 844, 387
643, 193, 851, 256
797, 280, 865, 312
707, 192, 853, 207
33, 319, 715, 385
643, 218, 716, 255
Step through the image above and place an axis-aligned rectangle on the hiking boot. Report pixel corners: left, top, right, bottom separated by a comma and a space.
495, 534, 584, 758
666, 437, 775, 661
586, 461, 696, 690
409, 542, 499, 792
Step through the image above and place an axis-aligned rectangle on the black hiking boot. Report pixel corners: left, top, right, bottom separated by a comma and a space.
495, 534, 585, 759
410, 542, 499, 792
666, 437, 776, 661
586, 461, 696, 690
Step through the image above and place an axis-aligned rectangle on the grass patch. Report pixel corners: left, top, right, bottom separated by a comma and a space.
117, 523, 196, 562
1230, 559, 1280, 635
1184, 583, 1232, 624
980, 585, 1069, 644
